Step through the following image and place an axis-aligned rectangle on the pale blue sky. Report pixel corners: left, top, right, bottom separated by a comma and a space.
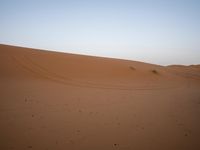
0, 0, 200, 65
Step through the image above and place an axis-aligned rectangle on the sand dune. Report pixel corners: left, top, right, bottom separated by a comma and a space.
0, 44, 200, 150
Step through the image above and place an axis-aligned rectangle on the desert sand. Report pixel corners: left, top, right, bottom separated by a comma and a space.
0, 44, 200, 150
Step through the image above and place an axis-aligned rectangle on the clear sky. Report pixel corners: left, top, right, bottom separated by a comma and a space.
0, 0, 200, 65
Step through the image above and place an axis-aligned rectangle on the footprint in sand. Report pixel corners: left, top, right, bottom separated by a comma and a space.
113, 143, 119, 147
27, 145, 32, 148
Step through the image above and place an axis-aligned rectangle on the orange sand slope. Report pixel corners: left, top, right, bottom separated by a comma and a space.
0, 44, 200, 150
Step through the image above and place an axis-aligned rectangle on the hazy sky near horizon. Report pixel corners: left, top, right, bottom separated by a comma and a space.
0, 0, 200, 65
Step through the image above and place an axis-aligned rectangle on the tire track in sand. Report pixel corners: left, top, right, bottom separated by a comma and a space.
12, 55, 182, 91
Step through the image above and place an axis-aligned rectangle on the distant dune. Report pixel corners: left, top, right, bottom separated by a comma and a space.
0, 44, 200, 150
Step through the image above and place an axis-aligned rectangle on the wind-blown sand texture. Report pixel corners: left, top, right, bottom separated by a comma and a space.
0, 44, 200, 150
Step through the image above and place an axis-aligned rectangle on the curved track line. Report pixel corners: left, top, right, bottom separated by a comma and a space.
12, 55, 182, 91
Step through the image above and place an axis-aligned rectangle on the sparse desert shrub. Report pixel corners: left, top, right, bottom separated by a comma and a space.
151, 69, 158, 74
129, 66, 136, 71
